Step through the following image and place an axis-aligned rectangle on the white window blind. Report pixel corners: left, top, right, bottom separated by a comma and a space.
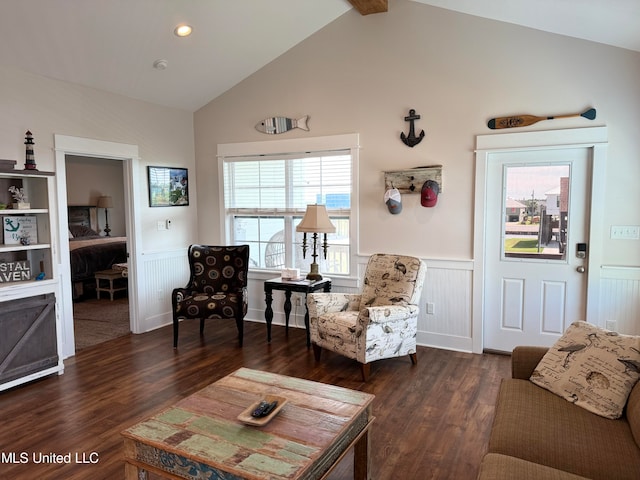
222, 150, 352, 275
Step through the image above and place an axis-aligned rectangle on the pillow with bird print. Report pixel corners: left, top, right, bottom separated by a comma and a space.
530, 321, 640, 419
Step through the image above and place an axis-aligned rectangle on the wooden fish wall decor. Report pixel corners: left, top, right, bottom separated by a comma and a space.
255, 116, 309, 134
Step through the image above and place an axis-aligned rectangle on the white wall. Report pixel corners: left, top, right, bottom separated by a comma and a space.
66, 155, 126, 237
0, 65, 197, 253
0, 64, 198, 350
194, 1, 640, 346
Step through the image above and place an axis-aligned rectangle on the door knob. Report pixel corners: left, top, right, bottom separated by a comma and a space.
576, 266, 585, 273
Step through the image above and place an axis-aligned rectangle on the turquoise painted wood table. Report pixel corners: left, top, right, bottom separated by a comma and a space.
122, 368, 375, 479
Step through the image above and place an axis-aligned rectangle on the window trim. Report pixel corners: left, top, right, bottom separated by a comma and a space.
217, 133, 360, 276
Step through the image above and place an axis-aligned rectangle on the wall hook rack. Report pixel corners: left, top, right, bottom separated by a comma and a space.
383, 165, 442, 194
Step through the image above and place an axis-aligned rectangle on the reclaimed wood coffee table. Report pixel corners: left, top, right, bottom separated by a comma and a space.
122, 368, 375, 480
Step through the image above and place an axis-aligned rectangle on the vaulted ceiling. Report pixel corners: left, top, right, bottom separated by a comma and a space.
0, 0, 637, 112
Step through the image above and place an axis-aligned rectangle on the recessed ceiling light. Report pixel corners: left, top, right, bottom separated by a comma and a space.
174, 24, 192, 37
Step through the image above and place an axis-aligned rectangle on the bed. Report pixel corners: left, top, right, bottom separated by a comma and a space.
68, 206, 127, 299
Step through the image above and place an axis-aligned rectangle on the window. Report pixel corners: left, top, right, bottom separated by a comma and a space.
219, 135, 358, 276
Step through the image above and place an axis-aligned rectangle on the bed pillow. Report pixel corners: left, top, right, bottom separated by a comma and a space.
530, 321, 640, 419
69, 225, 100, 238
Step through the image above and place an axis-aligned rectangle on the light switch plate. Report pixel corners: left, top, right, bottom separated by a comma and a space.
610, 225, 640, 240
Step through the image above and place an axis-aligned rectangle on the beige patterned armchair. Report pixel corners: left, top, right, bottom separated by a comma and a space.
307, 253, 426, 381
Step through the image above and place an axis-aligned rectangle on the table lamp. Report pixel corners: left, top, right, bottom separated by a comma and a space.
296, 204, 336, 281
97, 195, 113, 237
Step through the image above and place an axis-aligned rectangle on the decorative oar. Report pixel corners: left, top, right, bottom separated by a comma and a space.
487, 108, 596, 129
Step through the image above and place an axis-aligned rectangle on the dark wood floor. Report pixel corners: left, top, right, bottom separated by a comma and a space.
0, 320, 510, 480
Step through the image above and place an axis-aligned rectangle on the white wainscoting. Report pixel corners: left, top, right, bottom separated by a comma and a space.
599, 266, 640, 335
139, 248, 190, 332
138, 252, 639, 351
245, 255, 475, 353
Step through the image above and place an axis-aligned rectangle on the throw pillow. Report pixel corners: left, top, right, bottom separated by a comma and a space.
530, 321, 640, 419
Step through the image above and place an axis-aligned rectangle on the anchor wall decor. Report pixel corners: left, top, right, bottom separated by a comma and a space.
400, 109, 425, 147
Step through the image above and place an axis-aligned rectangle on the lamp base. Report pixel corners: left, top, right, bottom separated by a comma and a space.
305, 262, 323, 282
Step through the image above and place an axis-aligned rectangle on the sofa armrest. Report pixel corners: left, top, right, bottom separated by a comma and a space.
511, 346, 548, 379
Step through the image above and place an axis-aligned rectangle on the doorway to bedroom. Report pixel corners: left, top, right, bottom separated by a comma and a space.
65, 155, 130, 350
55, 134, 140, 359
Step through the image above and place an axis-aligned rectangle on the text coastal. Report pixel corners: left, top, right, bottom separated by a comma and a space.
1, 451, 99, 464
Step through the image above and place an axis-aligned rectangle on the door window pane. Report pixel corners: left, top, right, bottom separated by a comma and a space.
503, 165, 570, 261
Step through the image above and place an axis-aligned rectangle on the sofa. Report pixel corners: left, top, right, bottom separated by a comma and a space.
478, 346, 640, 480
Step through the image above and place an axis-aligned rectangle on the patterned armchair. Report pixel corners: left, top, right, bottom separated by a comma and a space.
172, 245, 249, 348
307, 253, 426, 381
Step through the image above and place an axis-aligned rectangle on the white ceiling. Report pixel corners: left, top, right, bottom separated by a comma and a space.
0, 0, 637, 112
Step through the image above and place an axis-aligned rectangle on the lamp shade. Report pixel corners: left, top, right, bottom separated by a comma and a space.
296, 204, 336, 233
97, 195, 113, 209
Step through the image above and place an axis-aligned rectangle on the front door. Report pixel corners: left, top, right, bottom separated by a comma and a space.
483, 147, 591, 352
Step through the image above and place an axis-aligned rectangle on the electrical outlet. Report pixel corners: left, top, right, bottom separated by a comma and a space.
427, 302, 435, 315
157, 221, 166, 231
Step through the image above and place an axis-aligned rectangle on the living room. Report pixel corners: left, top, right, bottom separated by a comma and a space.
0, 1, 638, 478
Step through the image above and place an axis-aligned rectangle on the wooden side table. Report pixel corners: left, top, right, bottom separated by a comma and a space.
95, 268, 127, 301
264, 277, 331, 347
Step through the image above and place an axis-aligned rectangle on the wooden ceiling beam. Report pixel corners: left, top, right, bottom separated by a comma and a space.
348, 0, 388, 15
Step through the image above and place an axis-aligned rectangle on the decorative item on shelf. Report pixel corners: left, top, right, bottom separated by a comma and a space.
24, 130, 37, 170
400, 109, 425, 147
255, 115, 309, 135
3, 215, 37, 245
97, 195, 113, 237
487, 107, 596, 129
8, 185, 29, 209
296, 204, 336, 281
0, 260, 31, 283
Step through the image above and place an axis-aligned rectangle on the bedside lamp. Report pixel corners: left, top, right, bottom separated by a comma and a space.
97, 195, 113, 237
296, 204, 336, 281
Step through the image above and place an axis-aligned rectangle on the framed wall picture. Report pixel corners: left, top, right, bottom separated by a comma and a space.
147, 166, 189, 207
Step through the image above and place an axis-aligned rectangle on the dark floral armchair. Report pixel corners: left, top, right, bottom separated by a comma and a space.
172, 245, 249, 348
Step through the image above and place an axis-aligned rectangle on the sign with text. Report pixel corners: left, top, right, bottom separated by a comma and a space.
3, 215, 37, 245
0, 260, 31, 283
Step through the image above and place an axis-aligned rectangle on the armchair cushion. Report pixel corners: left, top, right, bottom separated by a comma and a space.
173, 289, 246, 320
360, 254, 425, 307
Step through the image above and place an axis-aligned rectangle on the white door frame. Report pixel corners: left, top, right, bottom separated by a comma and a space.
54, 135, 143, 359
472, 127, 608, 354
